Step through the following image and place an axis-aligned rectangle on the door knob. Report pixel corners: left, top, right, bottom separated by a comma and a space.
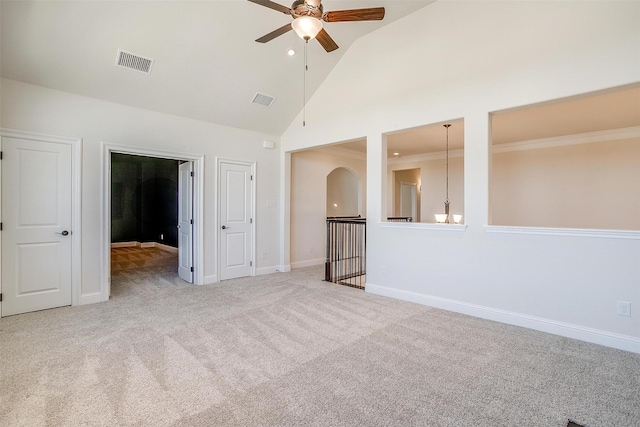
221, 225, 227, 230
55, 230, 70, 236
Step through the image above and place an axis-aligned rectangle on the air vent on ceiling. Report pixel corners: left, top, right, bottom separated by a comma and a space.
115, 49, 154, 74
251, 92, 276, 108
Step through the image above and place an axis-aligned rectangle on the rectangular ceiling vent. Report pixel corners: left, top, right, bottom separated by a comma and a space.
251, 92, 276, 108
115, 49, 154, 74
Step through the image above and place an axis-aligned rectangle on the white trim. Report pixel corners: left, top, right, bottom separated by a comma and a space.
110, 241, 138, 248
366, 283, 640, 354
380, 222, 467, 231
79, 292, 103, 306
0, 128, 82, 311
204, 275, 217, 285
256, 266, 280, 276
278, 264, 292, 273
216, 157, 257, 281
485, 225, 640, 240
388, 148, 464, 165
102, 142, 205, 301
492, 126, 640, 154
386, 127, 640, 166
291, 258, 325, 269
110, 241, 178, 252
155, 242, 179, 253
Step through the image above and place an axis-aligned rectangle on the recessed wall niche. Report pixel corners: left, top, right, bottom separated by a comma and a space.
490, 85, 640, 231
386, 119, 465, 223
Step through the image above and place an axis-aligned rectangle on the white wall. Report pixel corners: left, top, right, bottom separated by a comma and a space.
492, 137, 640, 230
1, 78, 282, 298
290, 148, 366, 268
281, 1, 640, 352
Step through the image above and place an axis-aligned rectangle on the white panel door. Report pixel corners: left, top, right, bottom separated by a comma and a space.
177, 161, 193, 283
1, 137, 72, 316
220, 162, 252, 280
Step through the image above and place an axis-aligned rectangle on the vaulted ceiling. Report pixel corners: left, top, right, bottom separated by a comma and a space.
0, 0, 434, 136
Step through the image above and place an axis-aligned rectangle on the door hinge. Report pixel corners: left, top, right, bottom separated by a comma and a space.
250, 175, 253, 181
0, 222, 2, 231
190, 171, 193, 177
0, 151, 3, 160
250, 261, 252, 267
0, 293, 3, 302
190, 266, 194, 272
250, 218, 253, 224
190, 219, 193, 225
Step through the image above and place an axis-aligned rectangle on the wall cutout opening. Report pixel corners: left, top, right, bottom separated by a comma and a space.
386, 119, 464, 223
490, 84, 640, 230
290, 139, 366, 269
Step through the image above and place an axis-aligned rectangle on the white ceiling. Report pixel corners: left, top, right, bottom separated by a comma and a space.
0, 0, 434, 136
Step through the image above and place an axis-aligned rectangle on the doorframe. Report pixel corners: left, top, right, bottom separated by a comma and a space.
101, 142, 204, 300
400, 181, 417, 220
216, 157, 256, 280
0, 128, 82, 315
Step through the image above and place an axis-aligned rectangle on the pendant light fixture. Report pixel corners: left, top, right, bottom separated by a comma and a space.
436, 124, 452, 223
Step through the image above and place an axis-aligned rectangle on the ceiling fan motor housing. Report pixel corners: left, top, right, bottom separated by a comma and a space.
292, 0, 323, 19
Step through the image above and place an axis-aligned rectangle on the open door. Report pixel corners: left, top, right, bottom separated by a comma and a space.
178, 161, 193, 283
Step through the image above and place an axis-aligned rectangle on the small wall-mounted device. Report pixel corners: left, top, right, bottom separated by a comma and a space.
263, 141, 275, 150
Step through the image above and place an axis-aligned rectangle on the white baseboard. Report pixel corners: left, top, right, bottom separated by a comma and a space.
111, 241, 178, 252
256, 266, 280, 276
277, 265, 291, 273
110, 241, 137, 248
291, 258, 324, 269
204, 275, 217, 285
366, 283, 640, 354
79, 292, 103, 305
155, 242, 178, 253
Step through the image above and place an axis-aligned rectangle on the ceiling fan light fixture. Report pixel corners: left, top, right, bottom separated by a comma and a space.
291, 16, 323, 40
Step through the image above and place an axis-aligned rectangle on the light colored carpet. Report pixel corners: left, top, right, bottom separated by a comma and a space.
1, 253, 639, 426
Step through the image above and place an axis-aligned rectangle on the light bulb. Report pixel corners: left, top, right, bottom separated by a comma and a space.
291, 16, 323, 40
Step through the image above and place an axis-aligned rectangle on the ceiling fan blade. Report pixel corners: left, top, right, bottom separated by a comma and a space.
247, 0, 292, 15
323, 7, 385, 22
256, 23, 293, 43
316, 28, 339, 52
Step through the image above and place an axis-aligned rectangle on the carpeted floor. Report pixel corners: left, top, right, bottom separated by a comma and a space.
1, 251, 639, 426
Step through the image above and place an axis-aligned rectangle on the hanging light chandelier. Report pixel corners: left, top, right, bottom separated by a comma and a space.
435, 124, 461, 224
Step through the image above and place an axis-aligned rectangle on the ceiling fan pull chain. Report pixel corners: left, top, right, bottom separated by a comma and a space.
303, 39, 308, 127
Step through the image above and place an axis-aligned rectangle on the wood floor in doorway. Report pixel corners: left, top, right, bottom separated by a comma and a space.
111, 246, 186, 298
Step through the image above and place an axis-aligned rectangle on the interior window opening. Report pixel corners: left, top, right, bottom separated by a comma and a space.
386, 119, 465, 223
490, 84, 640, 231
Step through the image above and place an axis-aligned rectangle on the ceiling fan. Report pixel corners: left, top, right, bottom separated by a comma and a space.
248, 0, 385, 52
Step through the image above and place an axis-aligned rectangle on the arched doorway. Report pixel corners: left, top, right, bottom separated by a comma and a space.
326, 167, 361, 217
